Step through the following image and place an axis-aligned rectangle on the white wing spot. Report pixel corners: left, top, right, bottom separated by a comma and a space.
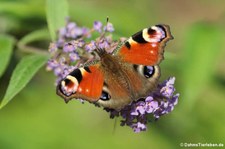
151, 43, 157, 47
80, 68, 86, 75
142, 28, 150, 42
78, 87, 82, 92
128, 37, 137, 44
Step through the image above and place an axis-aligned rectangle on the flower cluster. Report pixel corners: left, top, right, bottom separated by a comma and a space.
105, 77, 179, 133
47, 18, 179, 133
46, 19, 117, 84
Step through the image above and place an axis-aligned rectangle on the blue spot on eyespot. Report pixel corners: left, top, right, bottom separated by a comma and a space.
100, 91, 111, 101
144, 66, 155, 78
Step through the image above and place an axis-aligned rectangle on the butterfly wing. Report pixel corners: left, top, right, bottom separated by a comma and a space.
116, 24, 173, 65
96, 25, 172, 110
57, 62, 104, 103
96, 63, 161, 110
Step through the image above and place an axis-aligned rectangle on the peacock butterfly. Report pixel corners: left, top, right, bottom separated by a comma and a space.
57, 24, 173, 110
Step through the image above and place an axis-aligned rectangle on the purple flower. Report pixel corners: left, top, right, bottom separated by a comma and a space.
104, 22, 114, 32
85, 40, 96, 52
105, 77, 179, 133
48, 43, 58, 54
145, 97, 158, 113
69, 52, 80, 62
67, 22, 76, 30
98, 39, 110, 49
132, 122, 147, 133
77, 40, 85, 47
58, 20, 90, 40
59, 57, 66, 64
54, 65, 64, 76
93, 21, 103, 32
81, 27, 91, 38
153, 92, 179, 119
57, 38, 65, 48
63, 42, 76, 52
46, 59, 58, 71
131, 101, 146, 116
58, 27, 67, 38
65, 22, 80, 38
160, 77, 175, 98
69, 26, 83, 38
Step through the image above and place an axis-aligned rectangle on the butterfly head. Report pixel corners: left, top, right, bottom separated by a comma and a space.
95, 48, 107, 57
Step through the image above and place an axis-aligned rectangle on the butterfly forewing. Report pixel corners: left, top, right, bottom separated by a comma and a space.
117, 25, 173, 66
57, 63, 104, 103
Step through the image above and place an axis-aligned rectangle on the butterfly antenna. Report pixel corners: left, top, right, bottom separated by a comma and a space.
106, 16, 109, 24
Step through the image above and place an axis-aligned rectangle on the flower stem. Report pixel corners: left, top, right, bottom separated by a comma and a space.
18, 43, 49, 56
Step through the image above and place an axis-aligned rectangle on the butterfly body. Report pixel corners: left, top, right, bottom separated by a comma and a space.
57, 25, 172, 110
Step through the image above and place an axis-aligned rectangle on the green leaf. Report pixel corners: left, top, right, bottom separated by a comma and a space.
0, 54, 48, 109
0, 35, 14, 78
18, 28, 50, 46
46, 0, 69, 41
181, 22, 223, 110
17, 28, 50, 55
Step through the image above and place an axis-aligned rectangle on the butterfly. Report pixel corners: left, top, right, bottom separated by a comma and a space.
57, 24, 173, 110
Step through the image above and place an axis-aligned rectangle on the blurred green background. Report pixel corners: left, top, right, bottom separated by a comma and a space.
0, 0, 225, 149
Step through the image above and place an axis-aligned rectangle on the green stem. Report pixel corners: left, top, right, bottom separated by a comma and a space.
17, 43, 49, 56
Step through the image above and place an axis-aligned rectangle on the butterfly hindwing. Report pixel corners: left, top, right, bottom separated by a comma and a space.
96, 64, 161, 110
117, 24, 173, 65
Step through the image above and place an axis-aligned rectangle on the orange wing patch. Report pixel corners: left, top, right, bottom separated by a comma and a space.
119, 41, 160, 65
57, 64, 104, 103
77, 66, 104, 101
118, 25, 173, 66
